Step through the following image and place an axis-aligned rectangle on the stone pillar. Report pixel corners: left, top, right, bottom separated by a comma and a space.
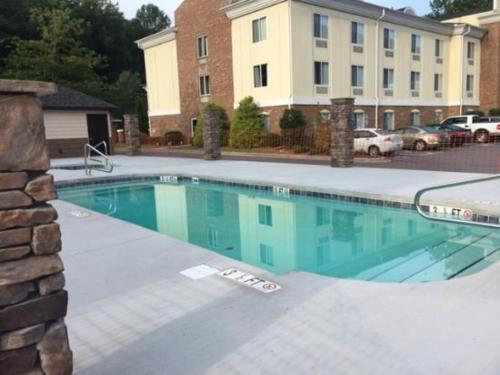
123, 114, 141, 156
330, 98, 355, 168
202, 107, 221, 160
0, 79, 72, 375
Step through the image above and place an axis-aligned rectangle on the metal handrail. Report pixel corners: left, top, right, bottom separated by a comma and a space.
414, 174, 500, 228
84, 141, 114, 175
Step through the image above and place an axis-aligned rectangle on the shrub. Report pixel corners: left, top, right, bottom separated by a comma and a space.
261, 132, 282, 148
192, 102, 230, 148
279, 108, 307, 147
490, 108, 500, 116
230, 96, 264, 148
465, 109, 485, 117
165, 131, 183, 146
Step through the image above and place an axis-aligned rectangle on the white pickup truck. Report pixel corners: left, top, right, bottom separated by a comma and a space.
440, 115, 500, 143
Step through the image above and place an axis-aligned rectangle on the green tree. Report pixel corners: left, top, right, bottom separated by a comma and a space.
429, 0, 491, 18
230, 97, 264, 149
134, 4, 171, 32
193, 103, 230, 147
3, 7, 106, 95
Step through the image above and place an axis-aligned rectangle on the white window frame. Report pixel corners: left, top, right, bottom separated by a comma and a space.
262, 112, 270, 130
196, 35, 208, 58
253, 63, 268, 88
411, 33, 421, 55
353, 110, 366, 129
383, 68, 394, 89
383, 28, 395, 50
351, 21, 364, 45
434, 73, 443, 93
466, 74, 474, 93
434, 110, 443, 122
410, 71, 421, 91
252, 17, 267, 43
351, 65, 364, 88
410, 110, 421, 126
435, 39, 443, 58
199, 75, 210, 96
313, 13, 328, 39
467, 41, 475, 60
314, 61, 329, 86
383, 111, 394, 130
320, 109, 331, 122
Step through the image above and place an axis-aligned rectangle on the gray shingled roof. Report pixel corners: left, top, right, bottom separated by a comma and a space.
40, 85, 116, 110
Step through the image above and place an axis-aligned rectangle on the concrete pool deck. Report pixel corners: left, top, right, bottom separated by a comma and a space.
50, 156, 500, 374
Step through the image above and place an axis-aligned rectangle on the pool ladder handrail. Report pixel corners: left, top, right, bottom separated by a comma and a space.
414, 173, 500, 228
84, 141, 114, 175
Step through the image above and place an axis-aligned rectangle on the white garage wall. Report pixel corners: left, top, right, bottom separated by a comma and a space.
43, 110, 89, 140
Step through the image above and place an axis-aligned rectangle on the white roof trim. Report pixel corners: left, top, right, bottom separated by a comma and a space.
135, 28, 177, 50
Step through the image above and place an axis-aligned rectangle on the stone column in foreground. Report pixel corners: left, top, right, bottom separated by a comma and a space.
124, 114, 141, 156
0, 79, 73, 375
202, 107, 221, 160
330, 98, 355, 168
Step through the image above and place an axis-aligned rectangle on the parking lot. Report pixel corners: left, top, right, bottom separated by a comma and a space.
359, 142, 500, 173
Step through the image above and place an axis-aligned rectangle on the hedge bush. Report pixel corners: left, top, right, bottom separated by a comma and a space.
279, 108, 307, 147
465, 109, 485, 117
490, 108, 500, 116
192, 102, 230, 148
229, 96, 264, 148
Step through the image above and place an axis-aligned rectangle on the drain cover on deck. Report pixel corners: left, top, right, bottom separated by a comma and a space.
218, 268, 281, 294
180, 264, 219, 280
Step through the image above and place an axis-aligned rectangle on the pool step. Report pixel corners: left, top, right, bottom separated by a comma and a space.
369, 233, 497, 283
403, 233, 500, 283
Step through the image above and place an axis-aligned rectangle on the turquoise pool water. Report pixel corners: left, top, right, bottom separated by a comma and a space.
58, 180, 500, 283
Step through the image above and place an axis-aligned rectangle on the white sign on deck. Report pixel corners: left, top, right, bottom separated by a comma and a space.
429, 205, 474, 221
218, 268, 281, 294
180, 265, 219, 280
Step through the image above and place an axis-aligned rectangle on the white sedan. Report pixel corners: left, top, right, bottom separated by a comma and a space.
354, 129, 403, 157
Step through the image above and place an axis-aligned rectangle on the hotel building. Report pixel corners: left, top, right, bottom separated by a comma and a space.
136, 0, 500, 140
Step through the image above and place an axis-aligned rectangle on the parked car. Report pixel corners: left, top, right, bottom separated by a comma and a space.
441, 115, 500, 143
353, 129, 403, 157
423, 123, 471, 146
394, 126, 448, 151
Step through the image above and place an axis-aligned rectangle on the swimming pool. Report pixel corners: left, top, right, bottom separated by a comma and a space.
58, 178, 500, 283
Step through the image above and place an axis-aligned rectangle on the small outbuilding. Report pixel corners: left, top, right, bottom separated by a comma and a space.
39, 85, 116, 158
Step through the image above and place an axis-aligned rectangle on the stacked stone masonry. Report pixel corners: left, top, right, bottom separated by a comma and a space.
0, 79, 72, 375
202, 108, 221, 160
124, 114, 141, 156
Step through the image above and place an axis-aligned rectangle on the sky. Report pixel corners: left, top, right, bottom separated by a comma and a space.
116, 0, 432, 20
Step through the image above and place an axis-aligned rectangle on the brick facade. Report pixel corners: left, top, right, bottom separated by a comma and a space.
173, 0, 234, 142
480, 22, 500, 113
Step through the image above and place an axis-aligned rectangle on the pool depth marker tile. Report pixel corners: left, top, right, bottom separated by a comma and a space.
218, 268, 282, 294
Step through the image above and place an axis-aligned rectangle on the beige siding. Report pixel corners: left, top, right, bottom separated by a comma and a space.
144, 39, 181, 115
43, 111, 89, 140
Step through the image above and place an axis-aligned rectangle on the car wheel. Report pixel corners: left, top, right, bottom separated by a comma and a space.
414, 140, 427, 151
368, 146, 381, 157
475, 130, 490, 143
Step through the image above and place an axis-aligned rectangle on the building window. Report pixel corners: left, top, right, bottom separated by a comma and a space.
253, 64, 268, 88
410, 71, 421, 91
466, 74, 474, 92
411, 33, 421, 55
314, 14, 328, 39
351, 21, 364, 45
258, 204, 272, 226
383, 68, 394, 89
199, 75, 210, 96
434, 110, 443, 122
259, 244, 274, 266
351, 65, 364, 88
262, 113, 270, 130
320, 109, 331, 122
383, 111, 394, 130
467, 42, 475, 60
252, 17, 267, 43
190, 117, 197, 136
383, 28, 395, 50
410, 110, 421, 126
316, 207, 330, 226
435, 39, 443, 58
314, 61, 329, 86
434, 73, 443, 92
196, 35, 208, 58
353, 111, 365, 129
